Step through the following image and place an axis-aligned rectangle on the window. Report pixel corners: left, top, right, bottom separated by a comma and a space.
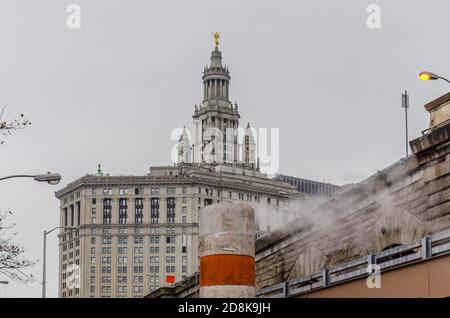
118, 236, 127, 244
134, 237, 144, 244
166, 236, 176, 244
91, 257, 96, 264
118, 227, 127, 234
182, 216, 187, 224
151, 198, 159, 224
92, 217, 96, 224
92, 188, 97, 195
166, 227, 175, 234
150, 256, 159, 263
135, 187, 144, 195
101, 247, 111, 254
118, 266, 127, 273
134, 256, 143, 263
150, 236, 160, 244
182, 206, 187, 214
103, 199, 112, 224
167, 198, 176, 223
119, 198, 128, 224
135, 198, 144, 224
150, 188, 159, 195
167, 188, 176, 194
92, 207, 96, 215
102, 228, 112, 235
119, 188, 128, 195
182, 187, 187, 194
92, 198, 96, 205
102, 237, 112, 244
103, 188, 112, 195
118, 247, 128, 254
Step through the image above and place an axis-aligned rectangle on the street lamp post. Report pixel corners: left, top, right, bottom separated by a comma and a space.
0, 173, 61, 185
419, 71, 450, 84
42, 226, 76, 298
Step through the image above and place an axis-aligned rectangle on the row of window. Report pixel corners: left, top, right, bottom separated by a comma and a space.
93, 246, 176, 255
94, 187, 187, 196
94, 235, 177, 245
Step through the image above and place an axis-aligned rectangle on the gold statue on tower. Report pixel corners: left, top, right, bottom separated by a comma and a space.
213, 32, 220, 48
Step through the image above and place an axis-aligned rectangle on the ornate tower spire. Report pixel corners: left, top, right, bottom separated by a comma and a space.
192, 34, 240, 165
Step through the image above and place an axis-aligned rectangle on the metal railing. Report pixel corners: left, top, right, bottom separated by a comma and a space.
256, 228, 450, 298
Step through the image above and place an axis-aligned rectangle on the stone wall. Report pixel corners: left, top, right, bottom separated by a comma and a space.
256, 96, 450, 290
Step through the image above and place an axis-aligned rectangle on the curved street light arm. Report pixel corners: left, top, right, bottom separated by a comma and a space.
0, 175, 35, 181
437, 76, 450, 85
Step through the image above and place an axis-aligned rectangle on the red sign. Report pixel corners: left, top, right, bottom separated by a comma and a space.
166, 275, 176, 284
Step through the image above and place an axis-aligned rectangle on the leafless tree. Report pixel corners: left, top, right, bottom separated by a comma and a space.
0, 210, 36, 283
0, 105, 35, 283
0, 104, 31, 145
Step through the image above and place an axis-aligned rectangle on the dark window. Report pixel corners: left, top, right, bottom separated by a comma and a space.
70, 205, 74, 226
119, 198, 127, 224
151, 198, 159, 224
135, 198, 143, 224
64, 208, 68, 227
77, 202, 81, 226
103, 199, 112, 224
167, 198, 175, 224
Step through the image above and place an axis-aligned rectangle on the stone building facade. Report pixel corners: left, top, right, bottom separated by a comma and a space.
143, 92, 450, 298
55, 41, 336, 298
255, 92, 450, 295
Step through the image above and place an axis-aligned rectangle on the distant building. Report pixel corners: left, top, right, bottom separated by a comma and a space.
273, 175, 341, 198
55, 39, 331, 298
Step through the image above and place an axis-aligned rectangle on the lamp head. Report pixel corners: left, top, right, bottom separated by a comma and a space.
419, 71, 439, 81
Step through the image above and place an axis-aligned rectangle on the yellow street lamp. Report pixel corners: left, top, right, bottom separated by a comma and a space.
419, 71, 450, 84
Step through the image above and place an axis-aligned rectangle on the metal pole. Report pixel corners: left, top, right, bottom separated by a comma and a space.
402, 90, 409, 157
405, 101, 409, 156
42, 230, 47, 298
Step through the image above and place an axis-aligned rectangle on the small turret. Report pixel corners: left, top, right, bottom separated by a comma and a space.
242, 123, 256, 167
177, 127, 191, 164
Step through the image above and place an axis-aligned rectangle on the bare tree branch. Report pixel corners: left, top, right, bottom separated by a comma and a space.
0, 104, 31, 145
0, 211, 36, 283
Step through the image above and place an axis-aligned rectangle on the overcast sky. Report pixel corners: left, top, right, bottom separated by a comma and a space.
0, 0, 449, 298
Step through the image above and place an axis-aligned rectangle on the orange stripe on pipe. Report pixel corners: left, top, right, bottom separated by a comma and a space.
200, 254, 255, 287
